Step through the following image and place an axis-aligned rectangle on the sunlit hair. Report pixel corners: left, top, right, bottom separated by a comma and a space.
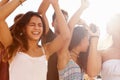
107, 13, 120, 36
5, 11, 45, 60
52, 9, 68, 22
69, 26, 88, 51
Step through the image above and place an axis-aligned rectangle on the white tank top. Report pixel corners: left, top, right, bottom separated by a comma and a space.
101, 59, 120, 80
9, 47, 48, 80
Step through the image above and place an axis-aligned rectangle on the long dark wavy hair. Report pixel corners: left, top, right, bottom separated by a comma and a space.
4, 11, 46, 60
69, 26, 89, 72
0, 42, 5, 62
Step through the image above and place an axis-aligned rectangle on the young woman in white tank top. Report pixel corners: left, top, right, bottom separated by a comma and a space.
0, 0, 70, 80
9, 47, 48, 80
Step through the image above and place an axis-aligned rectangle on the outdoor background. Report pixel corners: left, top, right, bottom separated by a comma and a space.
3, 0, 120, 50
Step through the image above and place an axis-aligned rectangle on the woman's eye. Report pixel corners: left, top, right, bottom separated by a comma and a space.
29, 23, 35, 26
30, 24, 34, 26
38, 23, 43, 27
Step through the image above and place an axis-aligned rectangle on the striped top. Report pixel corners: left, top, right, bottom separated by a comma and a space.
58, 59, 83, 80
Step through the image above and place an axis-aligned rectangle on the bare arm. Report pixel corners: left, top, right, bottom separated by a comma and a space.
44, 0, 70, 58
38, 0, 50, 34
68, 0, 89, 34
58, 0, 89, 52
38, 0, 50, 16
0, 0, 9, 7
0, 0, 26, 48
87, 25, 102, 77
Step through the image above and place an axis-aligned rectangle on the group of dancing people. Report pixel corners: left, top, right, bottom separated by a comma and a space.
0, 0, 120, 80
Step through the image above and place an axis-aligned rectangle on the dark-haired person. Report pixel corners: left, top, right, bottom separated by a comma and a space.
55, 0, 89, 79
38, 0, 89, 80
0, 0, 70, 80
38, 1, 69, 80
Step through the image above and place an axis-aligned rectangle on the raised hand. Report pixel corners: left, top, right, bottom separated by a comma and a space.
49, 0, 58, 4
88, 23, 100, 38
81, 0, 89, 10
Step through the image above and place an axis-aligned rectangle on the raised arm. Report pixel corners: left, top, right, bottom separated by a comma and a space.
44, 0, 70, 58
38, 0, 50, 15
0, 0, 26, 48
87, 24, 102, 77
38, 0, 50, 34
68, 0, 89, 34
0, 0, 9, 7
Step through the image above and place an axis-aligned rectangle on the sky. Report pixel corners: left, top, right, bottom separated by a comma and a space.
3, 0, 120, 50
